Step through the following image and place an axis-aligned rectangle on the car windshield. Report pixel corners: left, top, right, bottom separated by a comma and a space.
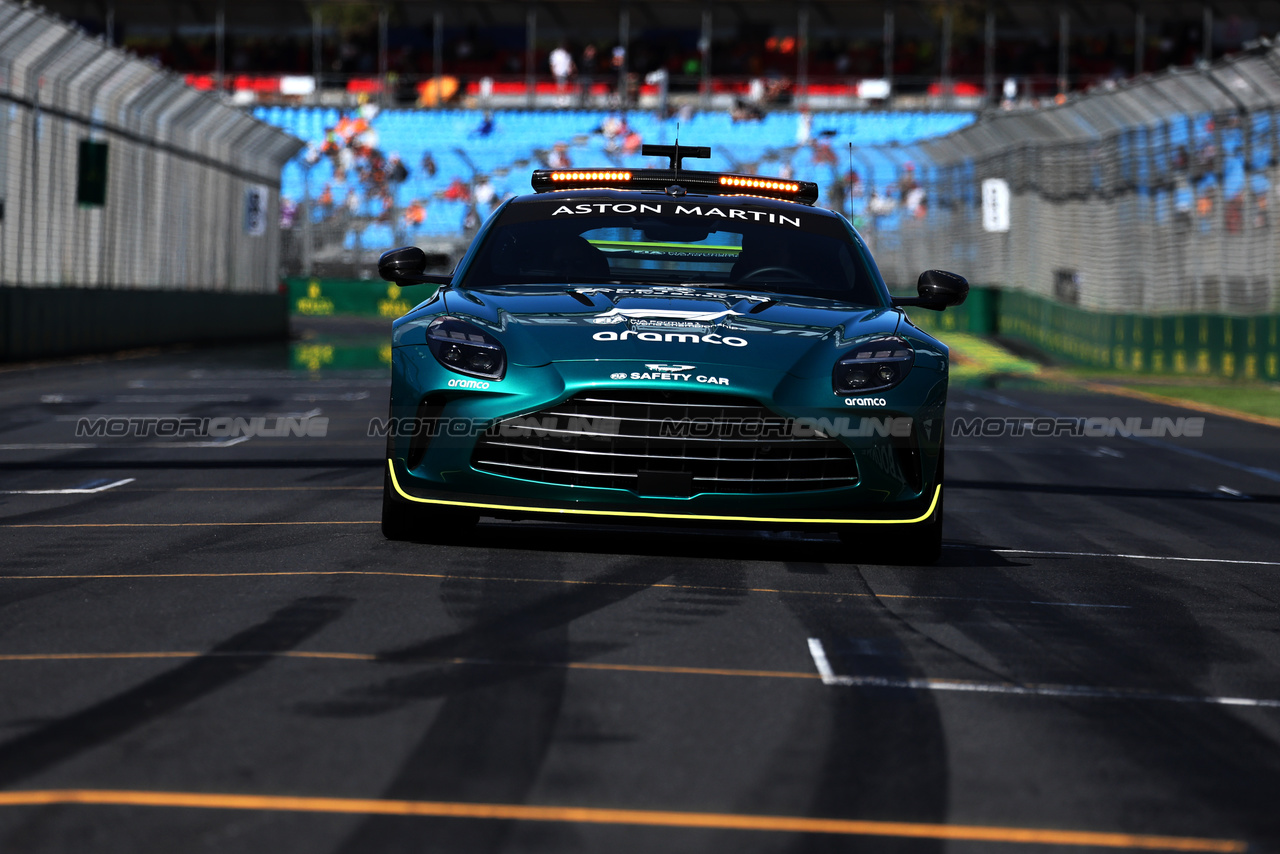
458, 199, 883, 305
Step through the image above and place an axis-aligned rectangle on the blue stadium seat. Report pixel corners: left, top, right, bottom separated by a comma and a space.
253, 106, 978, 238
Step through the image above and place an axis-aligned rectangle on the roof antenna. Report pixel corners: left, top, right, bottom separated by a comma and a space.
674, 122, 681, 184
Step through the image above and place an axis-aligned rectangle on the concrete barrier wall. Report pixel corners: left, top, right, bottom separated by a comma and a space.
0, 287, 288, 362
0, 1, 302, 362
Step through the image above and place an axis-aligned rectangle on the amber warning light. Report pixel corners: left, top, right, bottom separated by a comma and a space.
548, 171, 632, 182
719, 176, 801, 194
531, 166, 819, 205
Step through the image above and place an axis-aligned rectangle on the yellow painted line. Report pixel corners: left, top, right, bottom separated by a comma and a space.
0, 790, 1245, 850
389, 460, 940, 526
1051, 375, 1280, 430
0, 521, 379, 528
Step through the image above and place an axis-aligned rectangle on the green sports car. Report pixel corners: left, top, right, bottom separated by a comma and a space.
377, 147, 966, 563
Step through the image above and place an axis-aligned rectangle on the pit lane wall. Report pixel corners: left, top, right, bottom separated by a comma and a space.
0, 1, 303, 362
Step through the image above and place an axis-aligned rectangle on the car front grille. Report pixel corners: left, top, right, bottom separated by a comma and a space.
470, 389, 859, 496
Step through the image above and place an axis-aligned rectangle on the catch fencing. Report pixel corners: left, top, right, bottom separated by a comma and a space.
0, 0, 301, 295
860, 45, 1280, 317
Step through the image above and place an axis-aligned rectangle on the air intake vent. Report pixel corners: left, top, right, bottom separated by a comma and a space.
471, 389, 858, 496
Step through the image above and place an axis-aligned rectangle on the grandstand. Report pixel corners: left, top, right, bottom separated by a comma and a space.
258, 105, 974, 271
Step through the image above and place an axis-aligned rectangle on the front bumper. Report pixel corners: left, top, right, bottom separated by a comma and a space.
386, 347, 946, 526
387, 457, 941, 527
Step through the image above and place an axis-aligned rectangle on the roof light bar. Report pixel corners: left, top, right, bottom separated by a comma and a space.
531, 168, 819, 205
719, 176, 801, 194
548, 170, 632, 182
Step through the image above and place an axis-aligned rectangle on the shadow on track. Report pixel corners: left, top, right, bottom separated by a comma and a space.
387, 522, 1021, 571
324, 557, 681, 854
0, 596, 349, 789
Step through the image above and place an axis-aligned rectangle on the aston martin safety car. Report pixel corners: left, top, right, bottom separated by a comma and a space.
377, 144, 967, 563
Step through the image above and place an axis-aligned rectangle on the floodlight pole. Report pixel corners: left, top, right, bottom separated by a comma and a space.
984, 7, 995, 106
1134, 10, 1144, 76
526, 3, 537, 108
433, 8, 444, 109
311, 5, 322, 98
378, 4, 389, 107
104, 0, 114, 46
1202, 5, 1212, 62
1057, 8, 1068, 95
215, 0, 225, 99
797, 2, 810, 110
883, 7, 894, 98
699, 5, 712, 110
618, 3, 630, 107
940, 3, 953, 106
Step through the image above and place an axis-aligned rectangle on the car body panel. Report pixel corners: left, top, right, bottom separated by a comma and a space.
383, 186, 952, 531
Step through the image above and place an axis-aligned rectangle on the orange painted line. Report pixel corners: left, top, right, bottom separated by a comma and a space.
167, 487, 381, 492
0, 651, 377, 663
0, 569, 902, 599
561, 660, 819, 680
0, 521, 379, 528
0, 790, 1245, 851
0, 652, 202, 662
0, 650, 818, 681
0, 569, 1123, 610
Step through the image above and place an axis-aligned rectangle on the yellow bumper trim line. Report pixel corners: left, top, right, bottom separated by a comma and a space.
388, 460, 939, 525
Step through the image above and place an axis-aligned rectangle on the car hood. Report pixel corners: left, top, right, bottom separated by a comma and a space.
393, 285, 911, 378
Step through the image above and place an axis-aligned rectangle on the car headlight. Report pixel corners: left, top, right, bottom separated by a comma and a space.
833, 336, 914, 394
427, 317, 506, 380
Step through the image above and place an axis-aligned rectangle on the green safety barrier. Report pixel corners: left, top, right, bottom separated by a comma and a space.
286, 277, 435, 319
998, 291, 1280, 381
290, 341, 391, 372
908, 286, 1280, 381
293, 277, 1279, 381
900, 286, 998, 337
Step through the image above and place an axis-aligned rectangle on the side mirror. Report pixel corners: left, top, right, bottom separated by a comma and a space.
378, 246, 452, 287
891, 270, 968, 311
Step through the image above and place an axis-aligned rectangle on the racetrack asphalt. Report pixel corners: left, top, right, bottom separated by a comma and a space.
1, 321, 1278, 853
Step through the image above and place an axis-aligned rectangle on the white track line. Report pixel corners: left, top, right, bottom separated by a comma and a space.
982, 548, 1280, 568
806, 638, 840, 685
806, 638, 1280, 708
1, 478, 135, 495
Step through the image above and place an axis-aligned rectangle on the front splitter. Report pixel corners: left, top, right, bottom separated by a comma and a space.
388, 460, 939, 526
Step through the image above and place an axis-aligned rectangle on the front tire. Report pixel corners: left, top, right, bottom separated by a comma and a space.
381, 473, 419, 540
839, 445, 944, 565
381, 472, 479, 542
